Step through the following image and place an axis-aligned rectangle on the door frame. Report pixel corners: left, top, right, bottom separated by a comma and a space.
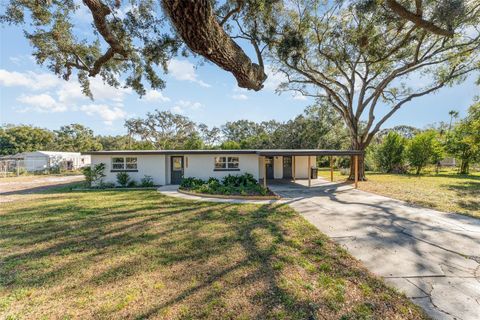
265, 156, 274, 179
170, 156, 184, 184
283, 156, 292, 179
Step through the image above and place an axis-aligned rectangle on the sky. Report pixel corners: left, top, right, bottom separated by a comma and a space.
0, 7, 478, 136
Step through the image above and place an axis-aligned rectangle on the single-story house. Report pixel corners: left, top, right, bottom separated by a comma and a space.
3, 151, 91, 171
83, 149, 363, 187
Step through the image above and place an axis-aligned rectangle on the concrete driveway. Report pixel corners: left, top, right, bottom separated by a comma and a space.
269, 179, 480, 320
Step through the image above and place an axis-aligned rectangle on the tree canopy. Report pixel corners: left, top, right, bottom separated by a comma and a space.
1, 0, 478, 95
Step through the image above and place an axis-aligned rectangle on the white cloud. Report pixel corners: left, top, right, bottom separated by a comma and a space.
80, 104, 127, 125
167, 59, 211, 88
263, 65, 287, 91
142, 90, 170, 102
170, 100, 203, 114
232, 94, 248, 100
292, 91, 308, 101
17, 93, 67, 112
0, 69, 60, 90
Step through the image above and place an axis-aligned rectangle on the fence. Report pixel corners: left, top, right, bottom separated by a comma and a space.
0, 159, 82, 178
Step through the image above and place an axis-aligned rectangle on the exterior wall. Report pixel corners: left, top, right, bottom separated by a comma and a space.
184, 154, 260, 181
258, 155, 316, 179
91, 154, 166, 186
293, 156, 316, 179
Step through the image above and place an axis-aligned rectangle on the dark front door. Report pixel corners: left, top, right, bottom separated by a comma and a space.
171, 156, 184, 184
265, 156, 274, 179
283, 156, 292, 179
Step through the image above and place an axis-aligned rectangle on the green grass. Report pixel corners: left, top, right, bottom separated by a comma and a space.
0, 186, 427, 319
318, 168, 480, 218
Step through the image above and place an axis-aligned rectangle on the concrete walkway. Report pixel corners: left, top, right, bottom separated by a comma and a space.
269, 179, 480, 320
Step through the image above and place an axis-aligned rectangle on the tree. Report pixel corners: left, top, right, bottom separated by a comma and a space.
265, 1, 479, 179
406, 130, 444, 174
198, 124, 221, 148
124, 110, 198, 150
374, 131, 406, 173
445, 102, 480, 174
1, 0, 475, 95
54, 124, 102, 152
447, 109, 460, 140
0, 125, 55, 155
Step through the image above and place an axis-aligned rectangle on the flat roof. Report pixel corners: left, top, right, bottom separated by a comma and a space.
82, 149, 363, 156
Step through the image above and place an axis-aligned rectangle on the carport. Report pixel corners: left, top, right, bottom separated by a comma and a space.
256, 149, 364, 189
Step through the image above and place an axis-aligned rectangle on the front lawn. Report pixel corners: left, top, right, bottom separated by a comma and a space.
319, 168, 480, 218
0, 187, 426, 319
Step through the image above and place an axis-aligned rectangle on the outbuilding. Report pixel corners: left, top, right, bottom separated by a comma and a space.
6, 151, 91, 172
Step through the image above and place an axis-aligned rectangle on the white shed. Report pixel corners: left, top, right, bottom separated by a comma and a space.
14, 151, 91, 171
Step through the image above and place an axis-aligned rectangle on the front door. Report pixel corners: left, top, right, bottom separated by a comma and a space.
171, 156, 184, 184
283, 156, 292, 179
265, 157, 274, 179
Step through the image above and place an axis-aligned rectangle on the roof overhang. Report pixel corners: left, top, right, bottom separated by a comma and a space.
82, 149, 363, 156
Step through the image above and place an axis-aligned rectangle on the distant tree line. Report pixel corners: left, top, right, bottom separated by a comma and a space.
1, 102, 479, 174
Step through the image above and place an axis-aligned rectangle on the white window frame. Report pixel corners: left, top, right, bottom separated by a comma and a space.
111, 157, 138, 171
214, 156, 239, 171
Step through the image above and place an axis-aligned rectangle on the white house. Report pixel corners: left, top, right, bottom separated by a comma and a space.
83, 149, 362, 186
8, 151, 91, 171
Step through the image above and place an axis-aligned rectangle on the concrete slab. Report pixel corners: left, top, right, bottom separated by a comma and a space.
269, 179, 480, 320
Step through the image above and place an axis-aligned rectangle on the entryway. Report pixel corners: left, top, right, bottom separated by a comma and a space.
170, 156, 184, 184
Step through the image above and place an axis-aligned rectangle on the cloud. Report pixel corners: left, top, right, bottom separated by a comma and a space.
2, 68, 131, 125
142, 90, 170, 102
80, 104, 127, 125
0, 69, 60, 90
17, 93, 67, 112
291, 91, 308, 101
263, 65, 287, 91
170, 100, 203, 114
167, 59, 211, 87
232, 94, 248, 100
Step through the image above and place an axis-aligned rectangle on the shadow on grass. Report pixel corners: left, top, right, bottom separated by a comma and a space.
0, 189, 423, 319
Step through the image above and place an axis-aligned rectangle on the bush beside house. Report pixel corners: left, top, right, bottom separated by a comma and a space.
180, 173, 272, 196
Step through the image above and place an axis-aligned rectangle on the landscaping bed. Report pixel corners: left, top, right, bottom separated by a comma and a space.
179, 173, 277, 198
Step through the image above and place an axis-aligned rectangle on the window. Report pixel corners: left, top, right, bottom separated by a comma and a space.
214, 156, 239, 171
111, 157, 138, 171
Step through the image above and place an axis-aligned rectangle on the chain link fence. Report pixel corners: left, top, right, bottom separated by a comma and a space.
0, 159, 82, 178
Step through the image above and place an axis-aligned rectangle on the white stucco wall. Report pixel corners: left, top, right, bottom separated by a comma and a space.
184, 154, 260, 181
258, 155, 316, 179
293, 156, 316, 179
91, 154, 166, 186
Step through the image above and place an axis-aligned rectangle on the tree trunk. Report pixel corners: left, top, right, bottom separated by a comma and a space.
161, 0, 267, 91
347, 141, 367, 181
460, 160, 469, 174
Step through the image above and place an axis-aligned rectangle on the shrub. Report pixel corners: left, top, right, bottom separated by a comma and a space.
406, 130, 444, 174
127, 180, 137, 187
99, 182, 115, 189
180, 177, 205, 189
222, 173, 257, 187
82, 163, 106, 187
116, 172, 131, 187
140, 175, 155, 187
374, 132, 407, 173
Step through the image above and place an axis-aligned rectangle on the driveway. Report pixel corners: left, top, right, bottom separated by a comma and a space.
269, 179, 480, 320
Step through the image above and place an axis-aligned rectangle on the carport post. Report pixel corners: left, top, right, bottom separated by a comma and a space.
354, 155, 359, 189
329, 156, 334, 182
263, 156, 267, 189
308, 156, 311, 187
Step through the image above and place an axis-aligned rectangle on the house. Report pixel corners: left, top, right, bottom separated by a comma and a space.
83, 149, 362, 186
4, 151, 91, 172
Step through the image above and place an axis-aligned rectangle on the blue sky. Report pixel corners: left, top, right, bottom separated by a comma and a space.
0, 12, 478, 136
